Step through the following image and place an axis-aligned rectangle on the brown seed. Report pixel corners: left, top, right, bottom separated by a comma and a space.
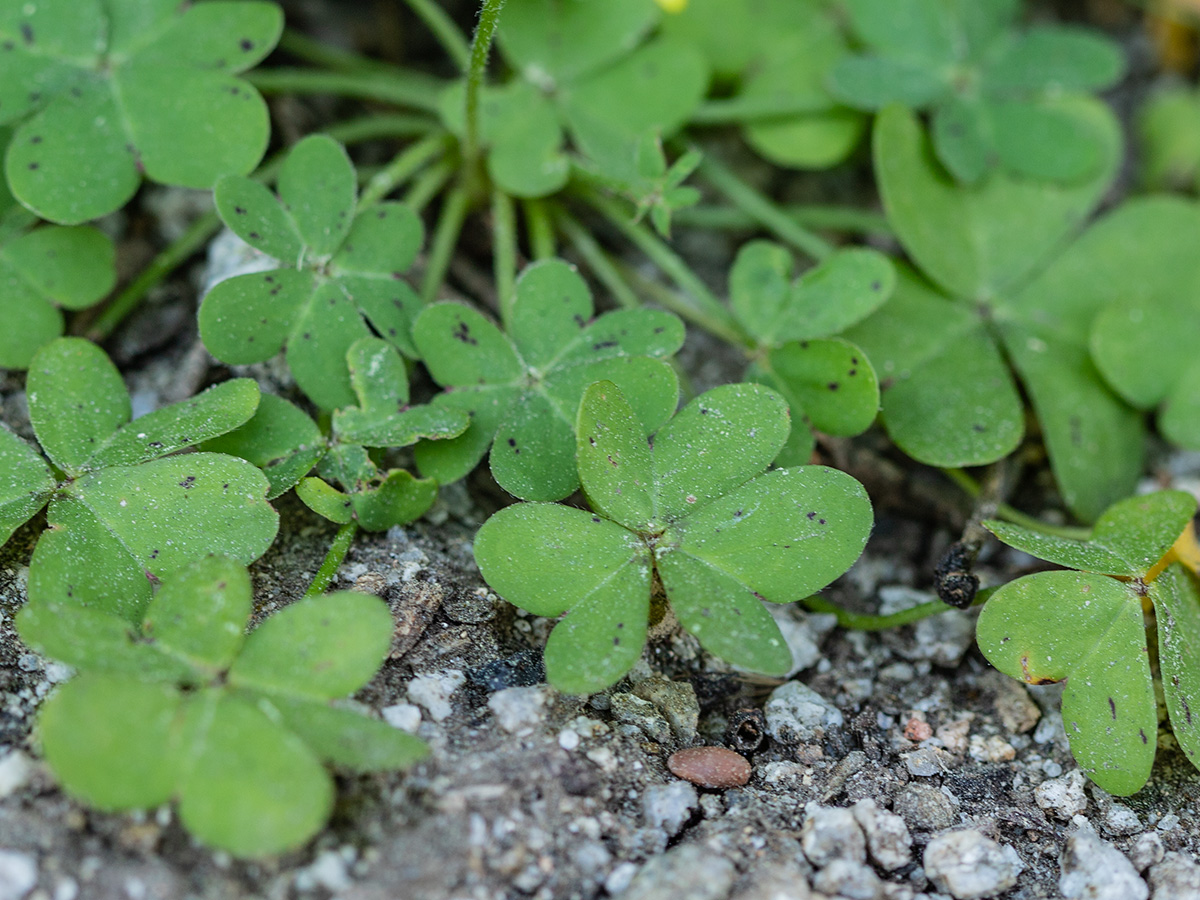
667, 746, 751, 789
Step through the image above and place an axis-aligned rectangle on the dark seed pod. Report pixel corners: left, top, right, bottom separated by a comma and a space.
725, 708, 767, 753
934, 539, 980, 608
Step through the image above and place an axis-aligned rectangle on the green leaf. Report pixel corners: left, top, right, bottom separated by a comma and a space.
214, 176, 304, 264
0, 427, 54, 546
656, 551, 792, 675
743, 108, 866, 171
475, 502, 649, 618
976, 571, 1156, 796
842, 266, 1023, 467
177, 691, 332, 858
261, 695, 429, 771
199, 394, 327, 500
843, 0, 958, 63
199, 268, 315, 363
348, 469, 439, 532
27, 337, 130, 474
651, 383, 789, 522
277, 134, 356, 257
89, 379, 261, 468
730, 242, 894, 345
332, 338, 468, 448
1136, 87, 1200, 191
229, 591, 394, 700
1161, 363, 1200, 451
873, 100, 1119, 300
827, 54, 948, 110
1, 1, 280, 223
29, 454, 277, 620
986, 490, 1196, 578
668, 466, 873, 601
38, 674, 184, 810
142, 556, 253, 673
414, 262, 683, 499
1150, 564, 1200, 770
498, 0, 658, 85
0, 224, 116, 368
983, 26, 1124, 93
295, 477, 355, 524
987, 99, 1103, 182
931, 95, 992, 184
577, 381, 656, 531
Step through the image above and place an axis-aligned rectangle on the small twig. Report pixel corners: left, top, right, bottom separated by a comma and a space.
303, 522, 359, 600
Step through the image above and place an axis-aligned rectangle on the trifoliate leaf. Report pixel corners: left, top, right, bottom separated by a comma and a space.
142, 555, 253, 673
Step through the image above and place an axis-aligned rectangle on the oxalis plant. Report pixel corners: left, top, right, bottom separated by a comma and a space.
474, 380, 873, 693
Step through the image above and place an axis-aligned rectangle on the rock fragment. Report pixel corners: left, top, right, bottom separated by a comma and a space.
800, 803, 866, 867
764, 681, 843, 744
487, 685, 551, 734
631, 675, 699, 743
1059, 822, 1147, 900
812, 858, 883, 900
642, 781, 698, 837
0, 850, 37, 900
617, 843, 735, 900
923, 830, 1023, 899
852, 799, 913, 870
1035, 769, 1088, 820
1148, 851, 1200, 900
667, 747, 751, 789
894, 783, 958, 831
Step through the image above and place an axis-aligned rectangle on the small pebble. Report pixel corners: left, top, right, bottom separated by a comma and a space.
611, 693, 671, 743
903, 717, 932, 742
801, 803, 866, 866
764, 681, 843, 744
1035, 769, 1088, 820
631, 675, 700, 743
1059, 822, 1147, 900
667, 747, 751, 789
487, 685, 550, 734
642, 781, 698, 837
0, 850, 37, 900
924, 830, 1022, 899
618, 844, 735, 900
406, 669, 465, 722
1128, 832, 1164, 873
0, 752, 35, 800
894, 783, 958, 832
1149, 851, 1200, 900
381, 703, 422, 734
853, 799, 913, 871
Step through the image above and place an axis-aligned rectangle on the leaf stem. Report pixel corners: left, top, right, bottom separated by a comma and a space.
303, 521, 359, 600
492, 188, 518, 322
403, 0, 472, 71
359, 132, 450, 208
616, 259, 750, 347
464, 0, 507, 184
421, 185, 471, 302
799, 589, 992, 631
942, 468, 1091, 540
246, 68, 445, 113
277, 29, 394, 73
693, 151, 836, 260
522, 198, 557, 259
674, 203, 893, 237
322, 112, 441, 145
403, 157, 457, 211
580, 186, 748, 344
553, 206, 640, 309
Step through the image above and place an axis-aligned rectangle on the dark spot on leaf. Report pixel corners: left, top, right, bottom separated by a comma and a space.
20, 22, 33, 44
699, 407, 708, 415
573, 314, 586, 327
1108, 697, 1117, 719
27, 162, 38, 171
734, 509, 742, 517
653, 326, 665, 335
234, 205, 247, 215
1070, 416, 1082, 447
972, 423, 985, 433
303, 332, 311, 340
508, 438, 519, 454
452, 321, 477, 345
613, 637, 620, 645
700, 608, 711, 617
249, 231, 261, 239
799, 341, 809, 350
1139, 729, 1148, 744
592, 516, 601, 523
871, 281, 881, 291
592, 340, 618, 351
827, 382, 839, 391
150, 549, 159, 559
148, 441, 164, 449
240, 38, 255, 51
377, 210, 388, 219
608, 455, 617, 467
819, 518, 825, 525
179, 476, 196, 490
30, 135, 41, 144
807, 511, 816, 519
848, 368, 857, 376
589, 437, 597, 446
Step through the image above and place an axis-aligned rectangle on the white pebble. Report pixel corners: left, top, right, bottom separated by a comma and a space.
406, 670, 465, 722
0, 851, 37, 900
381, 703, 422, 733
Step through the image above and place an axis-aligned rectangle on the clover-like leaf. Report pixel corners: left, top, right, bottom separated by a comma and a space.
829, 0, 1123, 183
230, 591, 394, 700
727, 241, 889, 466
0, 221, 115, 368
298, 442, 439, 532
475, 381, 872, 693
1087, 197, 1200, 451
2, 338, 277, 622
844, 103, 1141, 521
977, 571, 1157, 795
201, 135, 425, 410
979, 491, 1200, 793
414, 259, 683, 500
27, 560, 427, 858
2, 0, 282, 223
664, 0, 865, 169
1136, 86, 1200, 192
199, 394, 328, 500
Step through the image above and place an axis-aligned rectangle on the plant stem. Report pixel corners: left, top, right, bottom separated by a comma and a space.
617, 259, 750, 347
324, 113, 441, 144
247, 68, 445, 113
942, 468, 1092, 540
403, 0, 472, 71
87, 211, 220, 341
553, 206, 640, 310
523, 198, 556, 259
691, 95, 832, 124
694, 151, 835, 260
581, 186, 748, 344
464, 0, 507, 182
421, 185, 471, 302
492, 188, 518, 322
304, 521, 359, 600
403, 157, 457, 211
359, 132, 449, 208
674, 204, 893, 237
800, 588, 993, 632
278, 29, 393, 73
